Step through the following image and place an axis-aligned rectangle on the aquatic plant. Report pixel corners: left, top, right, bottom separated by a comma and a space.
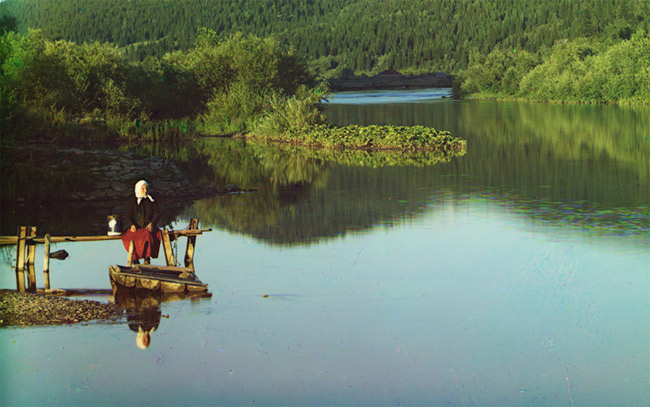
252, 123, 467, 153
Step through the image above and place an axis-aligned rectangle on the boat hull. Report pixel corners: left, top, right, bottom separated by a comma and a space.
109, 264, 208, 293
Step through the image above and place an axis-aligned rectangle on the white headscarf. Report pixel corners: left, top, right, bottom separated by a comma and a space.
135, 180, 155, 205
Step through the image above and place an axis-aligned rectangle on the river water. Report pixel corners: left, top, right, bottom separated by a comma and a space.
1, 90, 648, 406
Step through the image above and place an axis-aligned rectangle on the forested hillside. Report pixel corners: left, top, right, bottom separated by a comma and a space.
2, 0, 648, 77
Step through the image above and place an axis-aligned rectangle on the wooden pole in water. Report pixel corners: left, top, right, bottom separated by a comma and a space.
161, 229, 175, 266
184, 218, 198, 270
15, 226, 27, 293
43, 233, 51, 290
26, 226, 37, 291
127, 240, 134, 267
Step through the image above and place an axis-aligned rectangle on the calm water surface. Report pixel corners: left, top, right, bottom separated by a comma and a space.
1, 92, 648, 406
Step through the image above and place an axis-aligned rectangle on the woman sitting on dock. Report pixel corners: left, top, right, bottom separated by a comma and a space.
122, 180, 161, 265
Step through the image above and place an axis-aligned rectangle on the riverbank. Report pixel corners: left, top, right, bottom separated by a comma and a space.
467, 92, 650, 106
0, 290, 122, 327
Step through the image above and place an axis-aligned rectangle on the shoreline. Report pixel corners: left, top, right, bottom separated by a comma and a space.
0, 289, 123, 327
467, 92, 650, 106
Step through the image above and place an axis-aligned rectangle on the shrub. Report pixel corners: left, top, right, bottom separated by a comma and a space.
253, 84, 328, 138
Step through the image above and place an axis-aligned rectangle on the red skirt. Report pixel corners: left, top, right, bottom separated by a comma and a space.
122, 228, 161, 260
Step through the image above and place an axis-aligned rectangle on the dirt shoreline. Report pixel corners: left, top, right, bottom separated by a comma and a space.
0, 289, 123, 327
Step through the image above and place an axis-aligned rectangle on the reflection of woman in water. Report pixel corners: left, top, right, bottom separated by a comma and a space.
129, 305, 161, 350
122, 180, 161, 265
114, 290, 163, 350
126, 301, 162, 350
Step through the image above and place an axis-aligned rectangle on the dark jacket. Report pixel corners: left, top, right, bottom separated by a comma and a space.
124, 196, 160, 230
127, 305, 161, 333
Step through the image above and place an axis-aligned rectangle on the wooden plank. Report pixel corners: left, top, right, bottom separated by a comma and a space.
15, 226, 27, 293
184, 218, 198, 269
0, 228, 211, 245
26, 226, 37, 291
135, 264, 194, 273
43, 233, 51, 290
161, 229, 175, 267
26, 226, 37, 265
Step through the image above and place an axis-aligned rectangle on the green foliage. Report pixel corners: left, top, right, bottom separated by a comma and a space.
1, 29, 140, 115
254, 84, 328, 137
178, 31, 317, 134
3, 0, 649, 105
0, 13, 17, 34
107, 117, 196, 142
4, 0, 649, 77
459, 48, 538, 96
517, 32, 650, 103
270, 144, 462, 168
0, 28, 317, 141
252, 123, 467, 153
460, 30, 650, 104
199, 80, 269, 134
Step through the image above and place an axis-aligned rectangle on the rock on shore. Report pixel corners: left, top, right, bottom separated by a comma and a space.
0, 290, 122, 327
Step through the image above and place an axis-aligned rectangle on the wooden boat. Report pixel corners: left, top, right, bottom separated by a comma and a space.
109, 264, 208, 293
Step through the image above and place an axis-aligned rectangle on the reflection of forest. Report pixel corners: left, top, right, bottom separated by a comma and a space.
184, 139, 458, 244
4, 100, 646, 246
185, 101, 648, 246
326, 100, 649, 187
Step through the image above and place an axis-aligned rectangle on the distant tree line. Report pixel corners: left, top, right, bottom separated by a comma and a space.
1, 0, 649, 111
2, 0, 648, 76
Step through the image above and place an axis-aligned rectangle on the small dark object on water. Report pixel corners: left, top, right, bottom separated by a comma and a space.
49, 250, 69, 260
217, 184, 257, 194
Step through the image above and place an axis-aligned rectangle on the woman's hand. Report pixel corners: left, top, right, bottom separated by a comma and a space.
130, 225, 137, 232
146, 223, 153, 231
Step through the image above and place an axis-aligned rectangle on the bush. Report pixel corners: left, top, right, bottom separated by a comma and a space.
0, 28, 321, 141
253, 84, 328, 138
199, 81, 269, 134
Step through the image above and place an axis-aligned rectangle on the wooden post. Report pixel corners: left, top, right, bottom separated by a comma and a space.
43, 233, 51, 290
26, 226, 37, 291
15, 226, 27, 293
184, 218, 198, 270
127, 240, 134, 267
161, 229, 175, 267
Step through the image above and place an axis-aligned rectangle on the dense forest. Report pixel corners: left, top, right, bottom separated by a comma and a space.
1, 0, 649, 136
2, 0, 648, 76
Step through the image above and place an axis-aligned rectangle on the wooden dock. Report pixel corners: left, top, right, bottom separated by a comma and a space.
2, 219, 211, 293
0, 228, 210, 245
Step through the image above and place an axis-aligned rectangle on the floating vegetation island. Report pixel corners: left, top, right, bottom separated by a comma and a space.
251, 124, 467, 153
